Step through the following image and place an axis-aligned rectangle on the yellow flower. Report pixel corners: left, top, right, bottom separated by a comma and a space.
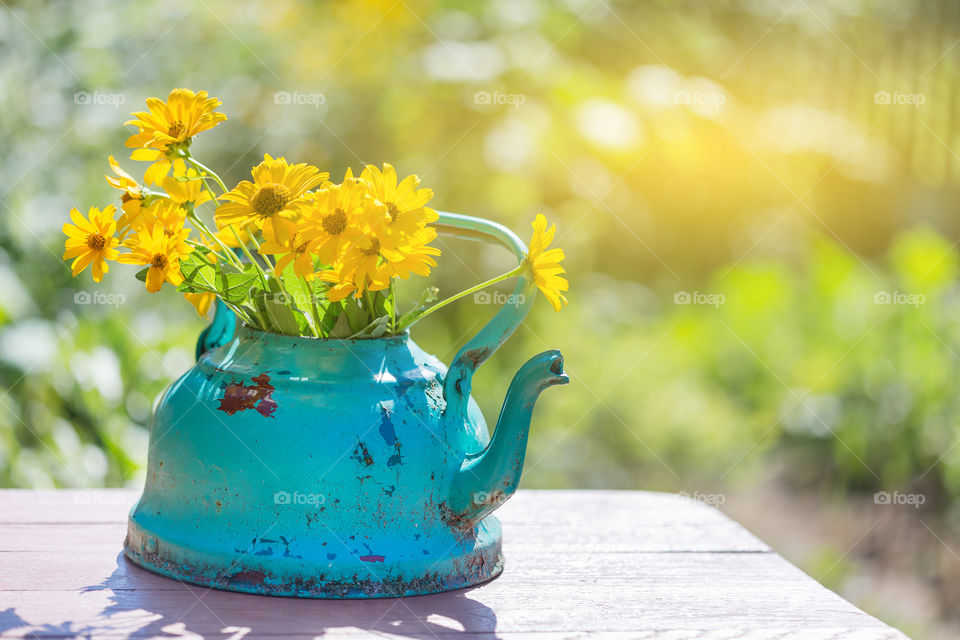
215, 154, 328, 232
298, 174, 376, 265
319, 263, 360, 302
118, 223, 192, 293
62, 205, 120, 282
105, 156, 147, 233
319, 258, 390, 302
125, 89, 226, 185
361, 163, 438, 249
131, 200, 192, 256
382, 228, 441, 280
319, 232, 395, 301
258, 217, 316, 279
126, 89, 226, 149
163, 169, 212, 209
524, 214, 568, 312
129, 149, 187, 187
341, 236, 391, 292
184, 291, 215, 318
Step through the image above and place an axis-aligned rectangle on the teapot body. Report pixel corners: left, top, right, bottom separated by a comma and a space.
125, 327, 502, 597
125, 211, 569, 598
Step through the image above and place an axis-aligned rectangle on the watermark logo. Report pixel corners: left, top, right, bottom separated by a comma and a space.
874, 491, 925, 508
73, 491, 126, 506
273, 490, 325, 506
274, 91, 326, 108
473, 491, 508, 507
873, 91, 925, 108
263, 291, 323, 307
474, 291, 525, 307
674, 291, 725, 308
74, 91, 126, 107
474, 90, 526, 108
674, 91, 726, 109
679, 490, 726, 507
74, 291, 126, 308
874, 291, 925, 308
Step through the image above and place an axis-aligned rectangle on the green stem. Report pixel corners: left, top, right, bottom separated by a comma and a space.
185, 156, 229, 192
220, 300, 257, 327
246, 228, 276, 271
187, 211, 244, 270
389, 277, 398, 335
363, 288, 375, 324
186, 159, 224, 206
181, 157, 246, 271
230, 225, 270, 289
303, 276, 324, 337
398, 264, 524, 332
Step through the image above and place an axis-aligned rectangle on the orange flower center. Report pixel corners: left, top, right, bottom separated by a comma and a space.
151, 254, 168, 270
322, 208, 348, 235
167, 121, 187, 139
385, 202, 401, 222
361, 239, 380, 256
86, 233, 106, 252
252, 183, 291, 217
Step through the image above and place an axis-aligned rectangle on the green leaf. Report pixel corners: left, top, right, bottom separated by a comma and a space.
251, 283, 301, 336
176, 252, 219, 294
320, 300, 343, 336
135, 267, 149, 283
292, 308, 313, 334
342, 299, 366, 332
373, 291, 391, 318
215, 262, 261, 303
344, 315, 392, 339
328, 306, 353, 338
279, 262, 326, 313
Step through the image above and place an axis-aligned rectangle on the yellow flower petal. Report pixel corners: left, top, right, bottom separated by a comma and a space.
524, 214, 569, 312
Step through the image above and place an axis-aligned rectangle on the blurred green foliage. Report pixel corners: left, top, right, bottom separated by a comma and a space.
2, 0, 960, 523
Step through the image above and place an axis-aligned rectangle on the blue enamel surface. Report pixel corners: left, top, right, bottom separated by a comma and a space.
125, 212, 567, 598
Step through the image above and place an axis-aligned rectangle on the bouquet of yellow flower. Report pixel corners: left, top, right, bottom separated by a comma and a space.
64, 89, 568, 338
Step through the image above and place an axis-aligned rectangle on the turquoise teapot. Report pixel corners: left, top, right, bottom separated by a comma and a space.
124, 211, 568, 598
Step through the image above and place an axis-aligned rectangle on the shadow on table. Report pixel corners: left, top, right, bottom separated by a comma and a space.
76, 553, 499, 638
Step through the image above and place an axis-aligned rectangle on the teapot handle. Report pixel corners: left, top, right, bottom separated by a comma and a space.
433, 211, 536, 425
195, 298, 237, 360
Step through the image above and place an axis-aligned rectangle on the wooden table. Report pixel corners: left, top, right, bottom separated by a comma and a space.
0, 489, 908, 639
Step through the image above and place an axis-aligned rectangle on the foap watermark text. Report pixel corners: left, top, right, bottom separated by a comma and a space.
74, 91, 126, 107
474, 90, 525, 108
679, 490, 726, 507
874, 91, 926, 108
874, 291, 924, 308
274, 490, 326, 506
674, 291, 725, 308
274, 91, 326, 108
874, 491, 925, 508
74, 291, 126, 308
474, 291, 525, 307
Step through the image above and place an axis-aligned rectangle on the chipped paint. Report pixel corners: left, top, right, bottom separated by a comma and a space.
352, 441, 374, 466
217, 373, 277, 417
127, 521, 503, 598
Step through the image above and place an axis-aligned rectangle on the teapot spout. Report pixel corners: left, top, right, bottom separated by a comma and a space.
448, 350, 568, 522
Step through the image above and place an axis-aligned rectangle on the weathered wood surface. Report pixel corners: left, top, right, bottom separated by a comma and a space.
0, 489, 908, 639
